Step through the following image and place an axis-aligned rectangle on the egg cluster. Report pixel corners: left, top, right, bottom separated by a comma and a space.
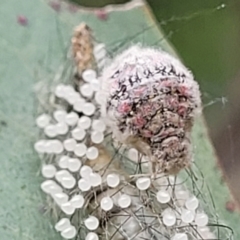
34, 63, 151, 239
35, 65, 108, 239
34, 41, 228, 240
126, 147, 219, 240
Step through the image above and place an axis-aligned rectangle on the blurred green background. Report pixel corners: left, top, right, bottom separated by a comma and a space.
70, 0, 240, 205
149, 0, 240, 207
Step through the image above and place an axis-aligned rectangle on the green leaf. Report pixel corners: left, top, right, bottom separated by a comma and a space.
0, 0, 238, 239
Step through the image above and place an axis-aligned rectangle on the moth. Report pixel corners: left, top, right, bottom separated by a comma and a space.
100, 46, 201, 176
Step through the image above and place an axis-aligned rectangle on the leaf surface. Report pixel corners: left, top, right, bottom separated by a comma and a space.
0, 0, 238, 239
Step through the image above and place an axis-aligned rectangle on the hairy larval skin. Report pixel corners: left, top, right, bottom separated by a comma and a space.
100, 46, 201, 175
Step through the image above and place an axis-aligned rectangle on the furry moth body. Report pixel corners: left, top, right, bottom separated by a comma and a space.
100, 46, 201, 175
